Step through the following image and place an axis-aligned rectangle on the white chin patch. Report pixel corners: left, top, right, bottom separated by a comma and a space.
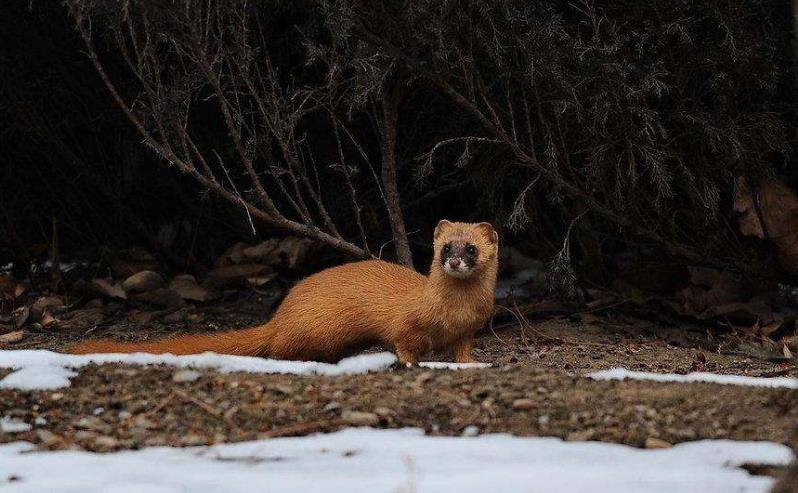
443, 264, 473, 279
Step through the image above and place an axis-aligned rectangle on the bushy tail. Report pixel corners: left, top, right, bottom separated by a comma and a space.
70, 324, 274, 356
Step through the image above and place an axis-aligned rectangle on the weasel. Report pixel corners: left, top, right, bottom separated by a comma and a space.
71, 220, 499, 364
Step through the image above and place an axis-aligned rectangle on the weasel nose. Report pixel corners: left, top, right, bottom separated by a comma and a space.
448, 258, 461, 269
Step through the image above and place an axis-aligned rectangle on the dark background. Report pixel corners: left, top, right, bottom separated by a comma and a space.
2, 0, 796, 285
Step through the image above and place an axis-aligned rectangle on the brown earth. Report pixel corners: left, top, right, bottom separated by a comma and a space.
0, 294, 796, 483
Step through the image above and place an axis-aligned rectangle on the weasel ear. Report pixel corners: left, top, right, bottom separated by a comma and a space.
434, 219, 453, 239
475, 222, 498, 244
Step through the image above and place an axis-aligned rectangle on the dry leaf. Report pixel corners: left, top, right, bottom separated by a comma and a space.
735, 177, 798, 272
0, 330, 25, 345
784, 344, 793, 359
580, 313, 600, 324
41, 311, 57, 327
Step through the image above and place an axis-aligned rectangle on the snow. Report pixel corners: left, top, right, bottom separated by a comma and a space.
0, 350, 490, 391
419, 361, 490, 370
0, 350, 399, 390
0, 417, 31, 433
589, 368, 798, 389
0, 428, 792, 493
0, 365, 78, 391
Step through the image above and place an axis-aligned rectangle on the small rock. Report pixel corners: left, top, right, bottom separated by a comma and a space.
172, 369, 202, 383
566, 430, 594, 441
92, 435, 120, 451
132, 415, 156, 430
129, 310, 156, 325
32, 296, 65, 320
216, 242, 250, 267
414, 372, 434, 386
644, 437, 673, 449
76, 416, 111, 434
169, 275, 216, 302
131, 288, 186, 309
92, 279, 127, 300
204, 264, 272, 289
374, 407, 393, 418
122, 271, 163, 293
162, 308, 191, 323
323, 402, 341, 413
461, 425, 479, 437
74, 430, 98, 441
242, 240, 279, 262
342, 411, 379, 427
106, 248, 159, 278
246, 275, 277, 287
180, 434, 206, 446
0, 330, 25, 345
35, 429, 63, 447
269, 384, 294, 395
512, 398, 535, 411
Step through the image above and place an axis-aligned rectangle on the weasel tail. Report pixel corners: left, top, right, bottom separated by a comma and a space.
70, 220, 499, 364
70, 324, 274, 357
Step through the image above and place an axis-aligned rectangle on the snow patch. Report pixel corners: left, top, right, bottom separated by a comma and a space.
0, 417, 31, 433
0, 350, 489, 391
589, 368, 798, 389
0, 365, 78, 391
0, 350, 399, 390
0, 428, 792, 493
419, 361, 490, 370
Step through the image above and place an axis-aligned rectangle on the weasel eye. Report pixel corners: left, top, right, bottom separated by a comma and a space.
442, 244, 452, 255
466, 245, 477, 255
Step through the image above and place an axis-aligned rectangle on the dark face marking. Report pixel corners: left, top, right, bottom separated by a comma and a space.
440, 242, 479, 268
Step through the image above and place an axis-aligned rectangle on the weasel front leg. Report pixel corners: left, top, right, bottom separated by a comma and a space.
394, 325, 432, 365
452, 336, 476, 363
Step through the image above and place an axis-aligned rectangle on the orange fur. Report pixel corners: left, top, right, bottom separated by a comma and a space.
70, 221, 499, 363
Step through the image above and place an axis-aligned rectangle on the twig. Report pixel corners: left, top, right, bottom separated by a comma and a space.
173, 389, 241, 431
260, 418, 348, 438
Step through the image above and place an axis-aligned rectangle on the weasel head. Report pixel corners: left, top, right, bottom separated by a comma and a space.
433, 220, 499, 281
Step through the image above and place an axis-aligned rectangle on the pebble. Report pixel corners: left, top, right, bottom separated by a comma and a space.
644, 437, 673, 449
323, 402, 341, 413
35, 429, 62, 446
512, 398, 535, 410
76, 416, 111, 434
461, 425, 479, 437
0, 330, 25, 345
414, 372, 434, 386
172, 369, 202, 383
92, 435, 120, 451
121, 270, 164, 293
342, 411, 379, 427
373, 407, 393, 418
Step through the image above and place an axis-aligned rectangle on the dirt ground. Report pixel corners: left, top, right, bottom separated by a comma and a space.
1, 294, 796, 482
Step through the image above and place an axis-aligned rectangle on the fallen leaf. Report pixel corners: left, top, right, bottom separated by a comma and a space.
41, 311, 57, 327
784, 344, 793, 359
735, 177, 798, 272
13, 306, 29, 328
0, 330, 25, 345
